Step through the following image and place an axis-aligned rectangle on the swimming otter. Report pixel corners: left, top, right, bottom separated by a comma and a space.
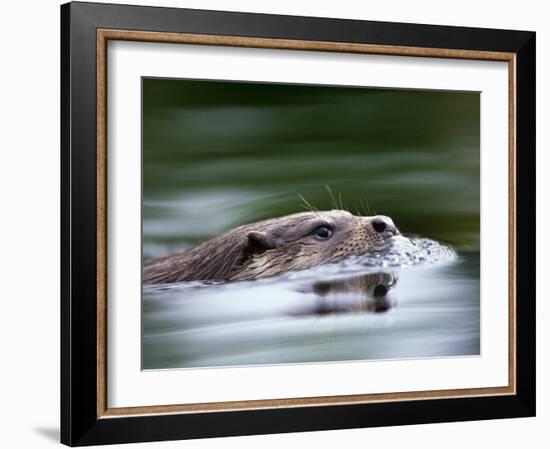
143, 210, 398, 284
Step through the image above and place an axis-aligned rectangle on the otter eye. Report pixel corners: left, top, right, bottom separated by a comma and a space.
313, 226, 333, 240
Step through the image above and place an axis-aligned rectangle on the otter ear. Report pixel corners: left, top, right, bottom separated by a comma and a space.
245, 231, 273, 255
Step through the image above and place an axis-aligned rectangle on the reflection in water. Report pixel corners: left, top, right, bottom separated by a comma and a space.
295, 272, 398, 316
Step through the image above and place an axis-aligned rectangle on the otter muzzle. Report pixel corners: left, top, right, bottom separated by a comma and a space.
370, 216, 398, 237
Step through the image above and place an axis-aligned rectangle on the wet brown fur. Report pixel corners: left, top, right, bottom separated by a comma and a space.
143, 210, 396, 284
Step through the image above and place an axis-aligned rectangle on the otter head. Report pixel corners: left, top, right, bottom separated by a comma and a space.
232, 210, 398, 280
143, 209, 400, 284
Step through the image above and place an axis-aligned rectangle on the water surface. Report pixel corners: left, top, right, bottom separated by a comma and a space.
143, 241, 479, 369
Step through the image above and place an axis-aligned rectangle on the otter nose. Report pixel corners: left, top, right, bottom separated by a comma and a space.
370, 216, 398, 236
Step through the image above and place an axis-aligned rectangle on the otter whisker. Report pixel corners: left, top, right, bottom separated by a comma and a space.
338, 192, 345, 210
297, 194, 318, 212
325, 185, 339, 210
359, 197, 372, 216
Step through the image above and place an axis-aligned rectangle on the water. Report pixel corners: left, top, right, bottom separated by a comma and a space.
142, 237, 479, 369
142, 78, 480, 370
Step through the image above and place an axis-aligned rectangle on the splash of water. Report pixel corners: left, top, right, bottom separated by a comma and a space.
353, 235, 456, 268
279, 235, 456, 282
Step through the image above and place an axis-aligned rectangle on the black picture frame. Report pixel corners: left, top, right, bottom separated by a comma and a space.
61, 1, 536, 446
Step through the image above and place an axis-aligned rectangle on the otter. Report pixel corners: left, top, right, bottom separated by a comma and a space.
143, 210, 398, 284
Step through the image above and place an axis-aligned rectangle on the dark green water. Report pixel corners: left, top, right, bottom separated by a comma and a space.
142, 78, 480, 370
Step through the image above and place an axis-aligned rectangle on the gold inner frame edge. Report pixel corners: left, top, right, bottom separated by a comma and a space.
96, 28, 517, 419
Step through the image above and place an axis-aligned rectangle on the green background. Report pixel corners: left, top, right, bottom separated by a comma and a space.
143, 78, 479, 257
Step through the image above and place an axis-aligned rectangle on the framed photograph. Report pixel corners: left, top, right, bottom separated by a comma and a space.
60, 1, 536, 446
